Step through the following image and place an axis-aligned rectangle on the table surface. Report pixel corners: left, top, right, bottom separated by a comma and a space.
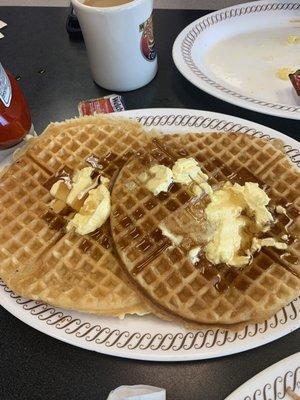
0, 6, 299, 400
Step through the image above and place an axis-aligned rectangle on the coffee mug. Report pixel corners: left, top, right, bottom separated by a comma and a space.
72, 0, 158, 91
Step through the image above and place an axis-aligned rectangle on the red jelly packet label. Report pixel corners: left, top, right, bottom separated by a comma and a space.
289, 69, 300, 96
78, 94, 125, 116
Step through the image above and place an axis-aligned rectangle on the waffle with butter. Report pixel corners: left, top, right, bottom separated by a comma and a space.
0, 115, 150, 317
110, 132, 300, 327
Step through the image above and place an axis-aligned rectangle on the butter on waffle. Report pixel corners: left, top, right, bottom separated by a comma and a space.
0, 115, 151, 317
110, 132, 300, 327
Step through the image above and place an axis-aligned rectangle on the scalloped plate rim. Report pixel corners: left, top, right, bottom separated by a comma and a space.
225, 352, 300, 399
0, 293, 299, 362
172, 0, 300, 120
0, 107, 299, 362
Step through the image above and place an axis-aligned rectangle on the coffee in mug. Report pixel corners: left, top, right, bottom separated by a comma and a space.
72, 0, 157, 91
83, 0, 132, 7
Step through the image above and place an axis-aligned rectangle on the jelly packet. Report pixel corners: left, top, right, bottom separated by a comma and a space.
78, 94, 125, 116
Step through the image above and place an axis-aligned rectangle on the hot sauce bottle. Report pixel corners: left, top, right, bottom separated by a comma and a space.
0, 63, 31, 149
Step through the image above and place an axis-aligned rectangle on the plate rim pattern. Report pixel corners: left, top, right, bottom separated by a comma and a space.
1, 280, 299, 353
1, 109, 299, 360
174, 0, 300, 117
242, 366, 300, 400
225, 352, 300, 400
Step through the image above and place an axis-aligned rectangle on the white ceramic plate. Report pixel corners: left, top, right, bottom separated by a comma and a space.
0, 108, 299, 361
226, 352, 300, 400
173, 0, 300, 120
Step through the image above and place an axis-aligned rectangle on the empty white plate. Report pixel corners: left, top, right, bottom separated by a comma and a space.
173, 0, 300, 120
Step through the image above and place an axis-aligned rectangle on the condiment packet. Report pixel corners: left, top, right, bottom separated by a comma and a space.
78, 94, 125, 116
106, 385, 166, 400
289, 69, 300, 96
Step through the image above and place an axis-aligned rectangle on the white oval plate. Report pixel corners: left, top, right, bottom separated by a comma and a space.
225, 352, 300, 400
0, 108, 299, 361
173, 0, 300, 120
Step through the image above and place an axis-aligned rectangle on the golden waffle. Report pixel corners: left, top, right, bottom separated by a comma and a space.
0, 115, 151, 317
110, 132, 300, 326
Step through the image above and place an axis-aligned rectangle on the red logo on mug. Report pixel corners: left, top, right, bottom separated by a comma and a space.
139, 15, 156, 61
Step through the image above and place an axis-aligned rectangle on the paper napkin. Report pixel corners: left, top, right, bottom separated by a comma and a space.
106, 385, 166, 400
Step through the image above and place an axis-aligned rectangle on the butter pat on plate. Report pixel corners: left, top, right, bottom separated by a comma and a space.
67, 183, 111, 235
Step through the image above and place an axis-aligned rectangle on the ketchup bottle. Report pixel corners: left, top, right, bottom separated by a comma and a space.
0, 63, 32, 149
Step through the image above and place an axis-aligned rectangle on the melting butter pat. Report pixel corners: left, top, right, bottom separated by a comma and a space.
145, 158, 211, 197
276, 67, 295, 80
159, 223, 183, 246
205, 197, 249, 266
172, 157, 212, 196
66, 167, 94, 210
251, 237, 287, 253
192, 181, 213, 197
204, 182, 274, 267
276, 205, 286, 215
50, 180, 70, 202
67, 183, 111, 235
232, 182, 273, 229
172, 157, 207, 184
146, 165, 173, 195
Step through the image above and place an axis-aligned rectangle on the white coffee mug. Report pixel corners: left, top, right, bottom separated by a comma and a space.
72, 0, 158, 91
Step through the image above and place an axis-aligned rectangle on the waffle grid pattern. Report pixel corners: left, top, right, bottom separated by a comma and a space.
0, 156, 58, 279
0, 116, 150, 316
111, 133, 300, 326
9, 229, 141, 315
26, 117, 147, 177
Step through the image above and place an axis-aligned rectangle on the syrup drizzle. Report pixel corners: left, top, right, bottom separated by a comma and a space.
42, 211, 66, 231
79, 239, 93, 253
132, 240, 171, 276
151, 138, 176, 163
44, 167, 73, 190
86, 154, 103, 170
120, 138, 300, 295
90, 228, 104, 241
